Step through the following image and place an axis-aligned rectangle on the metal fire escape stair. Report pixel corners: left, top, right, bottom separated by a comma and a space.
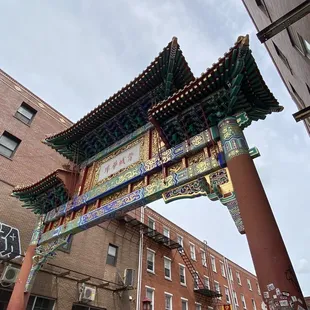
177, 247, 221, 298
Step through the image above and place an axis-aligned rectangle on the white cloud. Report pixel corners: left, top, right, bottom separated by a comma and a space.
296, 258, 310, 274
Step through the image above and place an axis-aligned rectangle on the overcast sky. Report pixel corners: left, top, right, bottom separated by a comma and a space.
1, 0, 310, 296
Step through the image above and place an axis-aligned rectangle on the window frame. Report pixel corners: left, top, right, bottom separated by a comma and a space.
0, 131, 21, 159
146, 248, 156, 273
210, 255, 217, 272
252, 299, 257, 310
220, 261, 226, 277
224, 286, 231, 304
204, 276, 210, 289
214, 280, 221, 299
228, 266, 234, 281
106, 244, 118, 266
194, 271, 199, 290
247, 279, 252, 291
146, 286, 155, 310
179, 264, 186, 286
236, 271, 242, 285
233, 291, 239, 306
181, 298, 188, 310
164, 292, 173, 310
241, 294, 247, 309
195, 302, 202, 310
164, 256, 172, 280
26, 294, 55, 310
256, 282, 261, 295
189, 242, 196, 261
200, 249, 207, 267
15, 102, 37, 125
163, 226, 170, 238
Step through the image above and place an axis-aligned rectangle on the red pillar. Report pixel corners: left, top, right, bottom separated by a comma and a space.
218, 117, 306, 310
7, 216, 43, 310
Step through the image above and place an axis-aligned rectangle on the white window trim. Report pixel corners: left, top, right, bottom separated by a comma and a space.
233, 291, 239, 306
256, 282, 261, 295
228, 266, 234, 281
200, 248, 207, 267
177, 234, 184, 246
163, 226, 170, 237
236, 271, 242, 285
148, 216, 156, 229
195, 302, 202, 310
165, 292, 173, 310
210, 255, 217, 272
147, 248, 156, 274
204, 275, 210, 289
194, 271, 199, 290
145, 285, 155, 309
179, 263, 186, 286
181, 297, 189, 310
241, 294, 247, 309
220, 260, 226, 277
189, 242, 196, 261
247, 278, 252, 291
224, 285, 231, 304
164, 256, 172, 281
214, 280, 221, 299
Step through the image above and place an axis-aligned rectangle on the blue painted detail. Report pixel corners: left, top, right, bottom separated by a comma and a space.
218, 152, 226, 168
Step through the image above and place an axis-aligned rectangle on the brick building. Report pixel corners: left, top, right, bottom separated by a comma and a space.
241, 0, 310, 134
0, 69, 140, 310
131, 207, 263, 310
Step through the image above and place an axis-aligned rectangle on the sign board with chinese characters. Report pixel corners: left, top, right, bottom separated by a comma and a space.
98, 143, 141, 181
0, 222, 21, 261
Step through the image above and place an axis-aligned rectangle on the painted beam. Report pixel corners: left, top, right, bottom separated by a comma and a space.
40, 156, 221, 244
44, 127, 220, 224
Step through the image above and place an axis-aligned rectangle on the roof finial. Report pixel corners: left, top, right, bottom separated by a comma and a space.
236, 34, 249, 47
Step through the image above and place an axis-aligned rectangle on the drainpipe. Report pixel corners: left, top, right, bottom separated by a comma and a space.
136, 206, 145, 310
223, 256, 236, 310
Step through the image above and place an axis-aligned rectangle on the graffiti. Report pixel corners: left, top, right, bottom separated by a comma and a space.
0, 222, 21, 260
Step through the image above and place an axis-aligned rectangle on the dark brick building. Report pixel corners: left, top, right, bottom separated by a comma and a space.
242, 0, 310, 134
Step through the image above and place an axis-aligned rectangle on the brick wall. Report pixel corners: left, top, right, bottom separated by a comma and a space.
0, 70, 139, 310
138, 207, 263, 310
242, 0, 310, 135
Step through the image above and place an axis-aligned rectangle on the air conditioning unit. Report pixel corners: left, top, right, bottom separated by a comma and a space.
79, 285, 96, 303
124, 268, 135, 287
1, 265, 20, 284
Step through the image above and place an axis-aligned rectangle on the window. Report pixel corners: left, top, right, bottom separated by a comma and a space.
146, 287, 155, 310
106, 244, 118, 266
0, 290, 55, 310
228, 267, 233, 281
256, 283, 261, 295
220, 261, 226, 277
241, 294, 247, 309
27, 295, 55, 310
194, 271, 199, 290
289, 82, 305, 108
181, 298, 188, 310
210, 255, 216, 272
252, 299, 257, 310
247, 279, 252, 291
273, 42, 292, 73
214, 281, 221, 299
196, 303, 202, 310
163, 227, 170, 237
190, 243, 196, 260
177, 235, 183, 247
165, 293, 172, 310
201, 250, 207, 267
147, 249, 155, 273
148, 217, 155, 236
179, 264, 186, 285
233, 291, 239, 306
15, 102, 37, 125
204, 276, 210, 289
0, 131, 21, 159
236, 271, 242, 285
164, 257, 172, 280
225, 286, 231, 303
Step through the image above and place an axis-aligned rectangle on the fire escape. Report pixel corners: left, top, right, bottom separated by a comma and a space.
120, 214, 221, 304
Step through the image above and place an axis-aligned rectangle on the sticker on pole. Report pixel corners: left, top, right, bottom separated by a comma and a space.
0, 222, 21, 260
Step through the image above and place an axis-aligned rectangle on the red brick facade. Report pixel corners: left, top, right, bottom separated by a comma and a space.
138, 207, 263, 310
242, 0, 310, 135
